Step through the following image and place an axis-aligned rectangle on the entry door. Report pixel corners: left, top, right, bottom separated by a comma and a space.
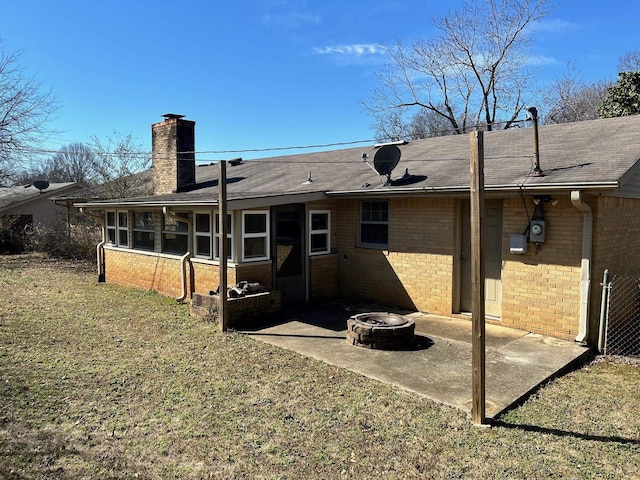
460, 199, 503, 317
273, 205, 306, 303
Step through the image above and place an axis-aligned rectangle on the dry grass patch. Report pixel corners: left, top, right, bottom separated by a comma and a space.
0, 254, 639, 479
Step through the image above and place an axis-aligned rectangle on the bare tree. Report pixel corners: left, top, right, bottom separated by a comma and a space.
0, 45, 57, 183
618, 49, 640, 73
363, 0, 549, 139
13, 142, 96, 185
52, 143, 96, 185
408, 106, 455, 139
90, 131, 151, 199
542, 64, 610, 124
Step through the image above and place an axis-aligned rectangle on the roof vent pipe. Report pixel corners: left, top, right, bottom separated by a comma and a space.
527, 107, 543, 177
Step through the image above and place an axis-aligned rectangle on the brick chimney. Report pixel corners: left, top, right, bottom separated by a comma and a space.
152, 114, 196, 194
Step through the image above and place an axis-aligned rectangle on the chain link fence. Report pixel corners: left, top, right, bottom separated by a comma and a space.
600, 270, 640, 357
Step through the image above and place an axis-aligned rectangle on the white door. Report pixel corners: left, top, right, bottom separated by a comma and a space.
460, 199, 503, 317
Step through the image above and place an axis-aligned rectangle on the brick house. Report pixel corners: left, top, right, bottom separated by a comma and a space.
76, 114, 640, 346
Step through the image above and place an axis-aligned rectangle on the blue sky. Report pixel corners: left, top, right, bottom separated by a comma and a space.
2, 0, 637, 162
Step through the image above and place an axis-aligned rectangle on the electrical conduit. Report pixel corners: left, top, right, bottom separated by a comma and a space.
162, 207, 192, 302
570, 191, 592, 343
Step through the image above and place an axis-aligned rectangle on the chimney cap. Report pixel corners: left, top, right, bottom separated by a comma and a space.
162, 113, 185, 120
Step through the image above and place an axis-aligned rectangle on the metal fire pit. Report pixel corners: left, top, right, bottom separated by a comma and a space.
346, 312, 415, 350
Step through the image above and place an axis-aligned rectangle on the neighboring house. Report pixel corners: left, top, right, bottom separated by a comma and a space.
0, 182, 84, 232
76, 113, 640, 347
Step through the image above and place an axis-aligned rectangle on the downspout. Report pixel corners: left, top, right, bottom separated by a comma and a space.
570, 191, 592, 343
79, 208, 106, 282
163, 206, 192, 302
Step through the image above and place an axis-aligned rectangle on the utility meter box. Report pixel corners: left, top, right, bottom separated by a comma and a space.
529, 220, 546, 243
509, 234, 528, 254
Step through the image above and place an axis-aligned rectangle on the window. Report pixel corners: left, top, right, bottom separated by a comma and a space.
133, 211, 155, 251
106, 210, 128, 247
106, 211, 116, 245
194, 212, 212, 258
214, 213, 233, 260
162, 212, 189, 254
360, 201, 389, 248
117, 212, 129, 247
309, 210, 330, 255
242, 211, 269, 261
193, 212, 233, 260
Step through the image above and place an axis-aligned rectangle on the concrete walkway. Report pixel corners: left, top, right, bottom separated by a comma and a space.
238, 300, 591, 418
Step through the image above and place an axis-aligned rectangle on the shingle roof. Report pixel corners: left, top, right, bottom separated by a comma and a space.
77, 114, 640, 207
0, 182, 81, 211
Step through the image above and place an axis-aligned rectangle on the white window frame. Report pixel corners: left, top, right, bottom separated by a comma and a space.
117, 211, 129, 247
242, 210, 270, 262
106, 210, 129, 247
214, 213, 234, 261
309, 210, 330, 255
359, 200, 389, 249
106, 211, 117, 245
194, 211, 213, 259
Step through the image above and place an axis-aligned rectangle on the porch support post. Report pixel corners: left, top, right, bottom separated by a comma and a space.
470, 131, 486, 425
219, 160, 228, 332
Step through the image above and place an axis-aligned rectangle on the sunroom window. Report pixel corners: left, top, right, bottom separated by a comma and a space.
194, 212, 212, 258
162, 212, 189, 254
106, 210, 129, 247
132, 211, 155, 251
106, 211, 116, 245
214, 213, 233, 260
117, 211, 129, 247
242, 211, 269, 262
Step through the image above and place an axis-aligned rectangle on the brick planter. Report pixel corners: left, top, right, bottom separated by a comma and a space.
190, 291, 281, 328
346, 312, 415, 350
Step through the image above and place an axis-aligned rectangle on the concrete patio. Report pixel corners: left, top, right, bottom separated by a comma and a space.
237, 299, 592, 419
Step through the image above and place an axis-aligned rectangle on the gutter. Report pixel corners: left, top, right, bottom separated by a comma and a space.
326, 181, 620, 197
79, 208, 106, 282
570, 191, 593, 344
162, 206, 192, 302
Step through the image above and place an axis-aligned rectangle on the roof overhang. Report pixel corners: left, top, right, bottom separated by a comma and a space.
326, 181, 620, 198
74, 191, 328, 210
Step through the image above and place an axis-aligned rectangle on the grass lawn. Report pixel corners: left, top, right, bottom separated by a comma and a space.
0, 254, 639, 479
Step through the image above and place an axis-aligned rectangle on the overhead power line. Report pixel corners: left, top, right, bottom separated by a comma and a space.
10, 119, 534, 161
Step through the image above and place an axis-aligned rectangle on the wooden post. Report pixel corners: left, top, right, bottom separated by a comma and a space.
218, 160, 228, 332
470, 131, 486, 425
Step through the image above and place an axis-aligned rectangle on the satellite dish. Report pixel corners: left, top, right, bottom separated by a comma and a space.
373, 145, 401, 176
33, 180, 50, 192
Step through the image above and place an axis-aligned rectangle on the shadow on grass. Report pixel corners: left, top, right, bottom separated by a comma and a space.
491, 420, 640, 445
